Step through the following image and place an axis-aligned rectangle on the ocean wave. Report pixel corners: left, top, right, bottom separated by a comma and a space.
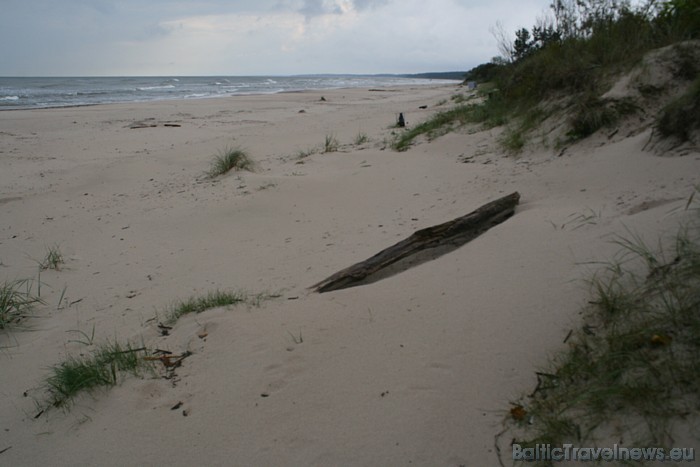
77, 90, 111, 96
0, 76, 457, 110
137, 85, 176, 91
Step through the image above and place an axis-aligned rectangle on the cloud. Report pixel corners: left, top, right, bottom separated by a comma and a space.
0, 0, 548, 76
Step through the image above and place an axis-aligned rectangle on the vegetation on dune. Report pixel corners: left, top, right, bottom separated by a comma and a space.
34, 288, 276, 413
657, 76, 700, 141
44, 341, 152, 409
0, 279, 44, 331
164, 289, 276, 324
500, 195, 700, 465
323, 134, 340, 153
39, 244, 65, 271
394, 0, 700, 152
207, 147, 255, 177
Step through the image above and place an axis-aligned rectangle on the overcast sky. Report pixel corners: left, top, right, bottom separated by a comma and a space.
0, 0, 548, 76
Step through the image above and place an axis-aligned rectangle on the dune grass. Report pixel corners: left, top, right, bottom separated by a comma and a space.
392, 98, 509, 151
323, 134, 340, 153
39, 244, 65, 271
354, 132, 369, 145
656, 76, 700, 143
502, 202, 700, 464
399, 3, 698, 153
44, 341, 151, 409
207, 147, 255, 177
164, 289, 275, 324
0, 279, 44, 330
295, 147, 318, 161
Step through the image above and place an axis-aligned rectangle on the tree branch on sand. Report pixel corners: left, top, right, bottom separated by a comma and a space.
311, 191, 521, 293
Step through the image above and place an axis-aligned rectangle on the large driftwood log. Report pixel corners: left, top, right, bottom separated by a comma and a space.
311, 191, 521, 293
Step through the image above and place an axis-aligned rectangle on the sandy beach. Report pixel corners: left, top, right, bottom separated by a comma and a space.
1, 83, 699, 465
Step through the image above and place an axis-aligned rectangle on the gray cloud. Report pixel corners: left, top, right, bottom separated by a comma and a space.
352, 0, 391, 10
0, 0, 547, 76
298, 0, 342, 18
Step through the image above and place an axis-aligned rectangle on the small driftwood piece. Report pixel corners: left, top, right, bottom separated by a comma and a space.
311, 191, 520, 293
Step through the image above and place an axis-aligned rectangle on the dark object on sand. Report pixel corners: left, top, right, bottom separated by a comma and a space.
311, 192, 521, 293
397, 113, 406, 127
419, 105, 428, 109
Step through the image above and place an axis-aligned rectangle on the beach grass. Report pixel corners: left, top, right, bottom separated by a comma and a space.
39, 244, 65, 271
296, 147, 318, 160
323, 134, 340, 153
164, 289, 276, 324
0, 279, 44, 330
566, 96, 639, 142
354, 132, 369, 145
392, 99, 508, 151
408, 3, 699, 153
502, 199, 700, 463
656, 77, 700, 143
44, 340, 151, 409
208, 147, 255, 177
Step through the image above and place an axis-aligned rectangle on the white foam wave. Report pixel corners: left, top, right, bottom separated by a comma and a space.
137, 85, 176, 91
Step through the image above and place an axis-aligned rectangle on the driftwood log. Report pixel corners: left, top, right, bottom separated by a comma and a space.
311, 191, 521, 293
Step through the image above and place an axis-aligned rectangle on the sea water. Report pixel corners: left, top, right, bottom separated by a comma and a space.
0, 75, 457, 110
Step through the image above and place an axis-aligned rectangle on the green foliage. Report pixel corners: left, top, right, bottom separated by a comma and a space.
656, 0, 700, 41
401, 2, 697, 151
463, 61, 504, 83
566, 96, 639, 141
354, 132, 369, 145
0, 279, 44, 330
44, 341, 150, 408
165, 289, 275, 324
656, 77, 700, 142
40, 245, 64, 271
207, 147, 254, 177
391, 99, 508, 151
566, 97, 617, 140
323, 134, 340, 153
505, 206, 700, 460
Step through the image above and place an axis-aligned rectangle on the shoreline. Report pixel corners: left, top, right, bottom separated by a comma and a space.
1, 84, 698, 465
0, 77, 463, 111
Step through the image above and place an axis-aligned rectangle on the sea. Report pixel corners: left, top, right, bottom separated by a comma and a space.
0, 75, 458, 110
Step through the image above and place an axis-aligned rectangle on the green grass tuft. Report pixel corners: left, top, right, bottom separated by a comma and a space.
323, 134, 340, 153
44, 341, 151, 409
0, 279, 44, 330
207, 147, 255, 177
354, 132, 369, 145
39, 245, 65, 271
165, 289, 275, 324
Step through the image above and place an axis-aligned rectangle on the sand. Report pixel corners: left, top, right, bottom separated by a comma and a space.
1, 84, 699, 465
